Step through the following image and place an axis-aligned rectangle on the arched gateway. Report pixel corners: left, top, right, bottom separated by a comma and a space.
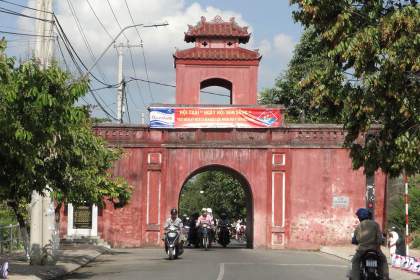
179, 164, 254, 248
60, 16, 387, 249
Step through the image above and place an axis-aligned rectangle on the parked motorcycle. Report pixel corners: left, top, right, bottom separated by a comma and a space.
164, 225, 183, 260
217, 222, 230, 248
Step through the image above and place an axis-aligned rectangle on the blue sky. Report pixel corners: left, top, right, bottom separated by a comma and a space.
0, 0, 303, 123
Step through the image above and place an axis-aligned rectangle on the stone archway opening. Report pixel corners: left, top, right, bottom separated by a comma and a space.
178, 165, 253, 248
200, 78, 232, 104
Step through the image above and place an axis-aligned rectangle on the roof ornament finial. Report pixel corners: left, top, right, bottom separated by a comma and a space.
212, 15, 224, 23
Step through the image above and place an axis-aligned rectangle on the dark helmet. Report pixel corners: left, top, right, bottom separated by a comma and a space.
170, 208, 178, 215
355, 208, 370, 221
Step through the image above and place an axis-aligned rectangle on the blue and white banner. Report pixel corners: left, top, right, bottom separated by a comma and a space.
149, 108, 175, 128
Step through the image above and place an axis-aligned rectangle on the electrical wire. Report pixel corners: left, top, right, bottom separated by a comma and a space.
65, 0, 113, 86
127, 77, 230, 97
0, 30, 56, 38
54, 21, 118, 120
106, 0, 149, 119
55, 36, 70, 72
0, 0, 53, 14
123, 0, 154, 102
127, 46, 146, 107
54, 15, 118, 87
0, 7, 54, 22
85, 0, 113, 40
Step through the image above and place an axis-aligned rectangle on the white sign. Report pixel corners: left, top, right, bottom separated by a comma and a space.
332, 196, 349, 208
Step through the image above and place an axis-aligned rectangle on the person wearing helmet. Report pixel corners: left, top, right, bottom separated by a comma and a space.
164, 208, 184, 240
350, 208, 389, 280
196, 209, 212, 227
165, 208, 183, 228
196, 209, 214, 245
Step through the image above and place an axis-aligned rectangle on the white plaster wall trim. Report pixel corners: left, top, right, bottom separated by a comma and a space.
67, 204, 97, 237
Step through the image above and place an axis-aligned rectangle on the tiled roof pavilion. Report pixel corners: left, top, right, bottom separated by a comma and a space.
185, 15, 251, 43
175, 16, 260, 62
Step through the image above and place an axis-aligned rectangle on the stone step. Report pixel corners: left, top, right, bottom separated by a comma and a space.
60, 237, 111, 249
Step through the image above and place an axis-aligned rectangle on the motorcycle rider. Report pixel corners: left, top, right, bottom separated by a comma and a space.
197, 209, 214, 244
217, 213, 231, 244
187, 212, 200, 247
164, 208, 184, 244
350, 208, 389, 280
219, 212, 230, 226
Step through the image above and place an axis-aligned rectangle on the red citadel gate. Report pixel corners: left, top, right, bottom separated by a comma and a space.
60, 16, 387, 249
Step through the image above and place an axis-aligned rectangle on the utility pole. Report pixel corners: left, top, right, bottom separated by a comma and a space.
30, 0, 56, 265
114, 43, 141, 123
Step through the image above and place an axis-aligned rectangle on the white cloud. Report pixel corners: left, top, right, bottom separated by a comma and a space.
257, 39, 272, 56
16, 0, 296, 122
273, 33, 295, 60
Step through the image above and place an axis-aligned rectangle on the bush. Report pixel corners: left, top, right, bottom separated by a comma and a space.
0, 203, 16, 226
411, 234, 420, 249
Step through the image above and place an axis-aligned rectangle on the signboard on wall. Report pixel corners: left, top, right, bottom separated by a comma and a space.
149, 106, 283, 128
332, 196, 350, 208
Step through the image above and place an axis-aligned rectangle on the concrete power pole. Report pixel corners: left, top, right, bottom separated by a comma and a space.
30, 0, 56, 265
114, 43, 141, 123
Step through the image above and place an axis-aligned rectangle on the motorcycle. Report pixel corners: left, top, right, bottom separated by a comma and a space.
359, 250, 381, 280
217, 222, 230, 248
164, 225, 183, 260
348, 250, 381, 280
200, 223, 211, 250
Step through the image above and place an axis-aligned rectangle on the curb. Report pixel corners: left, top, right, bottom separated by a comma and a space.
319, 247, 420, 280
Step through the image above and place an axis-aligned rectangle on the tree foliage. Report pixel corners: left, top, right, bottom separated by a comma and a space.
0, 40, 132, 230
259, 27, 345, 123
288, 0, 419, 176
179, 171, 247, 220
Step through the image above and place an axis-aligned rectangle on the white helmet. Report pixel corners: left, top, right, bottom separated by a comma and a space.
207, 208, 212, 213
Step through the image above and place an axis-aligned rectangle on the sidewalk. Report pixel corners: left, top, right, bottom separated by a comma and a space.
0, 246, 108, 280
320, 246, 420, 280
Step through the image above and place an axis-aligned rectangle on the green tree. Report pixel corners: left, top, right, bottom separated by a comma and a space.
179, 171, 247, 220
260, 27, 345, 123
0, 40, 132, 247
289, 0, 419, 176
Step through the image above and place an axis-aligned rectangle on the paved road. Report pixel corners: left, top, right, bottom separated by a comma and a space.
60, 246, 349, 280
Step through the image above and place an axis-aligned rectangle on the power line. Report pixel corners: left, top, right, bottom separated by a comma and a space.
0, 0, 53, 14
127, 77, 231, 97
53, 19, 118, 120
125, 80, 139, 109
65, 0, 113, 86
85, 0, 113, 40
0, 24, 37, 33
53, 15, 117, 87
105, 0, 127, 39
0, 30, 56, 38
123, 0, 154, 102
55, 36, 70, 72
106, 0, 150, 119
0, 7, 54, 22
127, 46, 146, 107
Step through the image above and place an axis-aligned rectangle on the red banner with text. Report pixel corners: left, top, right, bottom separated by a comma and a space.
149, 107, 283, 128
